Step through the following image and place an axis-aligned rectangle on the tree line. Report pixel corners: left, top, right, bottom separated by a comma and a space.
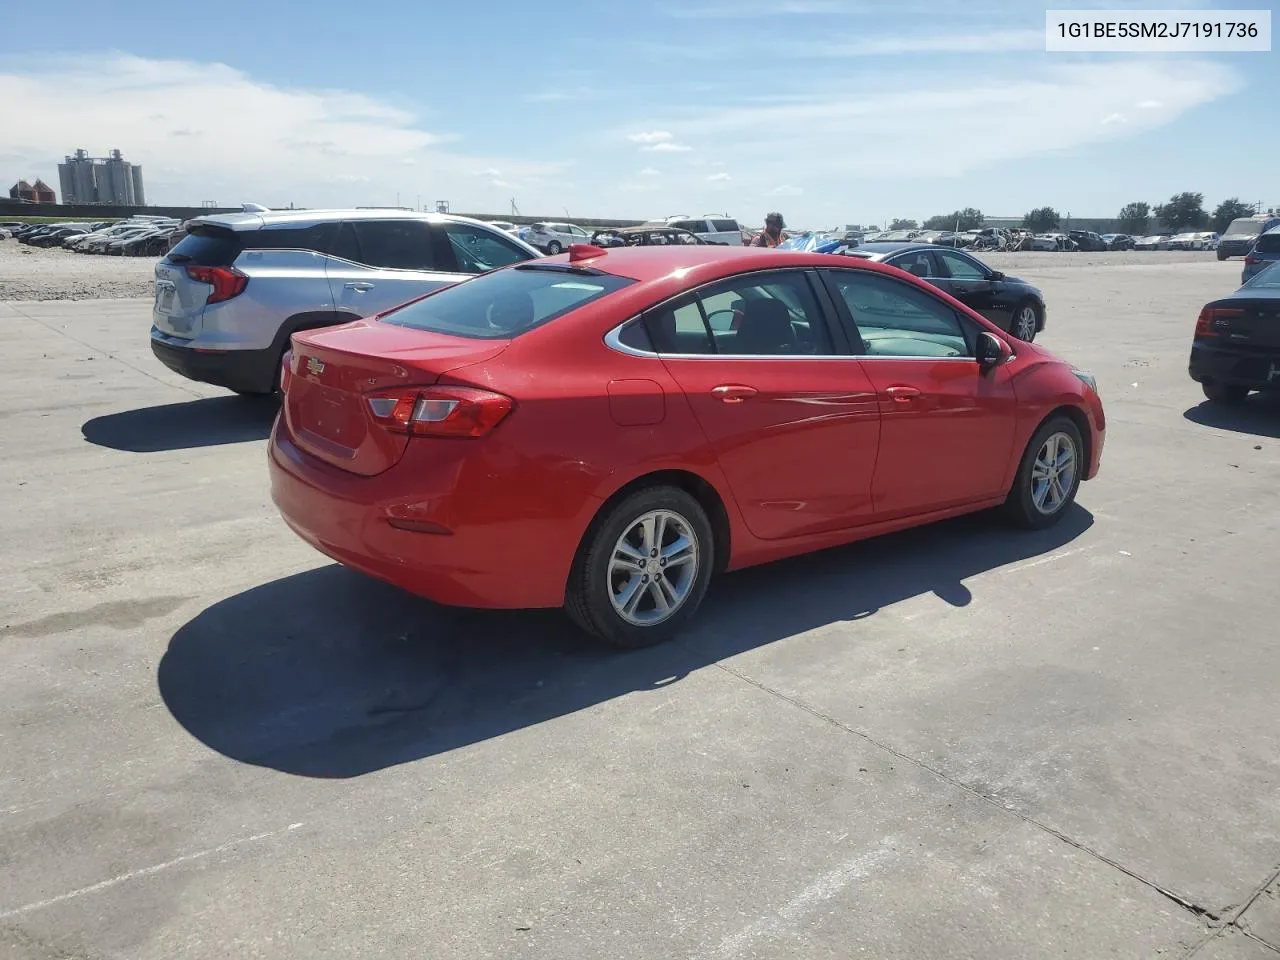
889, 197, 1268, 237
1022, 196, 1266, 236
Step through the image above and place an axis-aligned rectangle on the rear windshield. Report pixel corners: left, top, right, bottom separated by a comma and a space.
381, 264, 635, 339
1245, 261, 1280, 287
1224, 218, 1265, 238
166, 225, 241, 266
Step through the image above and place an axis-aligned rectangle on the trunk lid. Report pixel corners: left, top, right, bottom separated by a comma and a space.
1217, 295, 1280, 349
284, 320, 508, 476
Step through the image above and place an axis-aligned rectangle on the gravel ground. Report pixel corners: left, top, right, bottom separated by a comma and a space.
0, 237, 1228, 302
0, 238, 158, 301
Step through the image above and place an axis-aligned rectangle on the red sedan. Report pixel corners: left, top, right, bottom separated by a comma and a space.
270, 244, 1104, 647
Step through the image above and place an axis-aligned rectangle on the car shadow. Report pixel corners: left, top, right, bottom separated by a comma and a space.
158, 505, 1093, 779
82, 395, 279, 452
1183, 394, 1280, 439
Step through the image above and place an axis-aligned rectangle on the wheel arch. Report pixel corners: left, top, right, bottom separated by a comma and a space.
573, 469, 733, 582
1041, 404, 1092, 477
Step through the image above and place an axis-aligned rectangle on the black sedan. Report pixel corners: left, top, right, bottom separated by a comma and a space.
1189, 262, 1280, 405
839, 242, 1046, 341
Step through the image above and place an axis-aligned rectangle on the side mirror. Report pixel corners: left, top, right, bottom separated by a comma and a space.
989, 270, 1005, 281
975, 331, 1012, 371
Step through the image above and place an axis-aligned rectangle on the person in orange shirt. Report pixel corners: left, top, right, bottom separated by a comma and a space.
750, 212, 786, 247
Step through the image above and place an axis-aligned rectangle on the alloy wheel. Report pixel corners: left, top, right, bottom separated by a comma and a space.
1030, 431, 1077, 515
608, 509, 699, 626
1015, 306, 1038, 341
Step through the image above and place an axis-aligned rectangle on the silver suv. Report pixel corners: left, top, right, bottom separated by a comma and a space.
150, 209, 542, 394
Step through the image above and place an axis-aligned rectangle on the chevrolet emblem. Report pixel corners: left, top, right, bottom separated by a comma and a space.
306, 357, 325, 376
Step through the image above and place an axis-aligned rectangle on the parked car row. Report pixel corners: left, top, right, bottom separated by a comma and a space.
3, 216, 183, 256
1131, 232, 1220, 251
515, 216, 743, 254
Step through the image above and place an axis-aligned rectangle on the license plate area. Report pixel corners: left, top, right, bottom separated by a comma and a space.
155, 282, 176, 314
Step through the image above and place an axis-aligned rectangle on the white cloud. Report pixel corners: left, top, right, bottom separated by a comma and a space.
664, 0, 852, 17
0, 53, 562, 207
643, 141, 692, 153
639, 167, 660, 176
1101, 113, 1126, 125
770, 185, 804, 196
625, 60, 1237, 180
627, 130, 673, 144
706, 172, 731, 181
1138, 99, 1163, 109
523, 90, 569, 103
799, 28, 1043, 56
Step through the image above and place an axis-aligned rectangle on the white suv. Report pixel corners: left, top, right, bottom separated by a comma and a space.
150, 210, 541, 394
518, 221, 593, 254
658, 215, 743, 246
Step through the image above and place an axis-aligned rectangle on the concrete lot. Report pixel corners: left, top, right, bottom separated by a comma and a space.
1, 255, 1278, 959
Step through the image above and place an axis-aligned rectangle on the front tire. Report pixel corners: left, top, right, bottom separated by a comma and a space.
546, 240, 562, 255
1217, 250, 1227, 261
1004, 417, 1084, 529
1202, 381, 1249, 405
1011, 302, 1039, 342
565, 485, 714, 648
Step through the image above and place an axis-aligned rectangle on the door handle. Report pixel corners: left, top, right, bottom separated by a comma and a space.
711, 384, 758, 403
344, 281, 374, 292
885, 385, 922, 403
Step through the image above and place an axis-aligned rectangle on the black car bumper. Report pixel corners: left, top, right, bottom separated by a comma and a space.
151, 330, 278, 395
1189, 341, 1280, 391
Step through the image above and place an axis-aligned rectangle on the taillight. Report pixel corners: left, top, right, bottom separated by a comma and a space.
1244, 255, 1260, 265
1195, 306, 1243, 337
186, 265, 248, 303
365, 386, 513, 438
280, 350, 293, 394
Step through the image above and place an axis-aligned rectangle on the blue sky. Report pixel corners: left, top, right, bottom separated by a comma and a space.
0, 0, 1274, 227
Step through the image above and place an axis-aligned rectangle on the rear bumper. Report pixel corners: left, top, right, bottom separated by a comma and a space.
151, 328, 278, 394
1189, 341, 1280, 390
268, 419, 595, 609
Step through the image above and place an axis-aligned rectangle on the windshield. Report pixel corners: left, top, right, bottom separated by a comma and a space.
1224, 218, 1265, 238
380, 265, 635, 339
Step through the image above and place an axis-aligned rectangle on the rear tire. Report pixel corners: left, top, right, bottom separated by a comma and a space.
1217, 250, 1227, 261
565, 485, 714, 649
1004, 416, 1084, 530
1202, 381, 1249, 405
546, 241, 562, 255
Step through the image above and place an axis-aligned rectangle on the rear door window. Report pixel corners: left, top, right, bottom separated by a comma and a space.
243, 222, 336, 253
381, 264, 634, 339
934, 250, 986, 280
710, 219, 739, 233
673, 219, 707, 234
645, 270, 835, 356
349, 220, 434, 270
1254, 231, 1280, 254
433, 222, 535, 274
